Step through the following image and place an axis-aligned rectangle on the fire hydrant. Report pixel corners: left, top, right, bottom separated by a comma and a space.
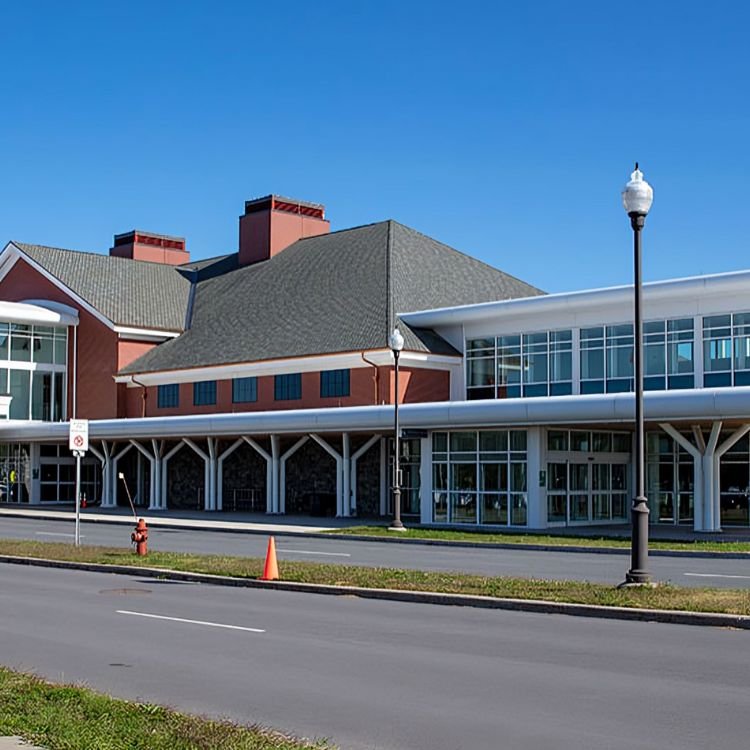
131, 518, 149, 556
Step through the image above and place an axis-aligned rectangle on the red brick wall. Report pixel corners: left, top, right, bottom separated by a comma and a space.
0, 259, 119, 419
123, 365, 451, 418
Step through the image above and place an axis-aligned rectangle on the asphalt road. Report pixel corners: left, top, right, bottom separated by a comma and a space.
1, 565, 749, 750
1, 515, 750, 589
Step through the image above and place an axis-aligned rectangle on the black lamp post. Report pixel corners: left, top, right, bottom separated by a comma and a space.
622, 163, 654, 584
389, 327, 406, 531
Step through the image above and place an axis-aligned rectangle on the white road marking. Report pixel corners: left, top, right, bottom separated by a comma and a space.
684, 573, 750, 580
276, 548, 351, 557
36, 531, 81, 538
116, 610, 265, 632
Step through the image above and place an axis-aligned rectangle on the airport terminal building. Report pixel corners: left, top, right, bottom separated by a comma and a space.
2, 194, 750, 532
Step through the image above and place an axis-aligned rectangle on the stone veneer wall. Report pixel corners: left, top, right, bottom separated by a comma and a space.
284, 438, 337, 515
221, 441, 267, 511
354, 438, 382, 518
167, 442, 204, 510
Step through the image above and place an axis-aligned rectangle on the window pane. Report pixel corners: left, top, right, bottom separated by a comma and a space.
547, 430, 568, 451
232, 377, 257, 403
10, 325, 31, 362
450, 432, 477, 454
9, 370, 30, 419
479, 431, 507, 453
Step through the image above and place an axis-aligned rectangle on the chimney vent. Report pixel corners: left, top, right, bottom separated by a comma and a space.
109, 230, 189, 265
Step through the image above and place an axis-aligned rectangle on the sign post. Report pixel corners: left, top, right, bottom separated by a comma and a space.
68, 419, 89, 547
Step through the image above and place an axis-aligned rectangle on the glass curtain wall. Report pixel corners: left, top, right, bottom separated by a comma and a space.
0, 322, 67, 421
466, 331, 572, 400
432, 430, 527, 525
703, 313, 750, 387
646, 432, 694, 524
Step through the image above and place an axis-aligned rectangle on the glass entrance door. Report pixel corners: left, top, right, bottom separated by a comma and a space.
547, 461, 629, 525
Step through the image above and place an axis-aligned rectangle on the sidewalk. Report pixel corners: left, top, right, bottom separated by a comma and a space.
0, 739, 44, 749
3, 504, 750, 542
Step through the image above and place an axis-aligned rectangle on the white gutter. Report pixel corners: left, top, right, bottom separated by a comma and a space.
400, 268, 750, 327
4, 388, 750, 442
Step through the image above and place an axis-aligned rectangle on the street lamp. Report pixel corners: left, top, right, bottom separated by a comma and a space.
622, 163, 654, 584
389, 327, 406, 531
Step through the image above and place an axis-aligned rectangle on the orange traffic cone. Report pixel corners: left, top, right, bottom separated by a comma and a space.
260, 536, 279, 581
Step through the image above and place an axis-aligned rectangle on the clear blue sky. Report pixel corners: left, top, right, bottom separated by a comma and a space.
1, 1, 748, 293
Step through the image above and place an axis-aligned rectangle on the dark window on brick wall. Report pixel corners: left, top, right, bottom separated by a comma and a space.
193, 380, 217, 406
274, 373, 301, 400
320, 369, 350, 398
232, 376, 258, 403
157, 384, 179, 409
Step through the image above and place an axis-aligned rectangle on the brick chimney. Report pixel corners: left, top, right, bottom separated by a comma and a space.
239, 195, 330, 266
109, 230, 189, 265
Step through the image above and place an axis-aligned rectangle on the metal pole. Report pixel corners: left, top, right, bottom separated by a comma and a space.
74, 451, 82, 547
626, 213, 651, 583
390, 349, 405, 530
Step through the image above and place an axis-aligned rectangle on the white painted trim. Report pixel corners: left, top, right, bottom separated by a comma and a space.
115, 325, 180, 341
115, 349, 460, 386
401, 267, 750, 328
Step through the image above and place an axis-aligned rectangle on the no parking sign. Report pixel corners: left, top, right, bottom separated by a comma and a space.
68, 419, 89, 453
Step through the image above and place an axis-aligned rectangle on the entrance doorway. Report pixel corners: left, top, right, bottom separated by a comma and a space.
547, 460, 628, 525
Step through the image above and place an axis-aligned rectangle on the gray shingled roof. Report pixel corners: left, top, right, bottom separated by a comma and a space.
121, 220, 543, 374
12, 242, 191, 332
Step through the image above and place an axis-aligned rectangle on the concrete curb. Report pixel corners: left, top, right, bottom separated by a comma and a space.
3, 508, 750, 558
2, 554, 749, 630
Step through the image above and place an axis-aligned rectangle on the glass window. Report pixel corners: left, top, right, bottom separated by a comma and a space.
667, 318, 694, 389
571, 431, 590, 452
547, 430, 568, 451
9, 370, 30, 419
0, 323, 8, 360
10, 324, 32, 362
549, 330, 572, 395
466, 338, 495, 400
320, 369, 350, 398
53, 329, 68, 365
450, 431, 477, 454
157, 384, 179, 409
193, 380, 217, 406
275, 373, 302, 400
606, 323, 634, 392
33, 326, 55, 364
232, 376, 257, 403
497, 335, 521, 398
703, 314, 732, 386
580, 327, 604, 391
522, 332, 548, 397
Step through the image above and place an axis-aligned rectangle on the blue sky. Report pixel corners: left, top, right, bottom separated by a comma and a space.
1, 1, 748, 293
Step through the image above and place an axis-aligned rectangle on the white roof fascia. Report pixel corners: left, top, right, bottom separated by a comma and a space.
4, 388, 750, 442
114, 325, 181, 342
115, 350, 461, 386
400, 268, 750, 328
0, 242, 115, 330
0, 299, 79, 327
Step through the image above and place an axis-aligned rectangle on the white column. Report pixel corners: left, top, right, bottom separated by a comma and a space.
152, 440, 163, 510
350, 435, 381, 517
379, 437, 387, 516
342, 433, 351, 518
526, 427, 544, 529
310, 434, 344, 517
419, 434, 432, 524
279, 436, 308, 515
29, 442, 41, 504
88, 442, 107, 506
660, 421, 722, 532
207, 438, 218, 511
271, 435, 281, 514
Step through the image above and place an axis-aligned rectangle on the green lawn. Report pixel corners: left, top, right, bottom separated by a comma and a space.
325, 525, 750, 552
0, 668, 331, 750
3, 538, 750, 616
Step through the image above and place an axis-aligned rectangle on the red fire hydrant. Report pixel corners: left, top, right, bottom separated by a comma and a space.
131, 518, 149, 556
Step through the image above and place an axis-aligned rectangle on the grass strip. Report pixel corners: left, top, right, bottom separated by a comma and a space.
2, 538, 750, 616
325, 525, 750, 552
0, 667, 330, 750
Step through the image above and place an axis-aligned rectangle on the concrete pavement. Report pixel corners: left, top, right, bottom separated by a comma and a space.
2, 565, 749, 750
